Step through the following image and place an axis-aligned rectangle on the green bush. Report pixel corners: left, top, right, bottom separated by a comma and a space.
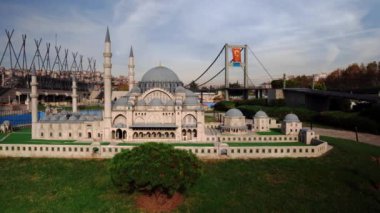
315, 111, 380, 134
213, 101, 236, 111
109, 143, 202, 196
237, 105, 317, 121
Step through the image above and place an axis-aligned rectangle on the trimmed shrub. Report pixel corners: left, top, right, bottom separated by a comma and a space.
109, 143, 202, 196
213, 101, 236, 111
237, 105, 317, 122
315, 111, 380, 134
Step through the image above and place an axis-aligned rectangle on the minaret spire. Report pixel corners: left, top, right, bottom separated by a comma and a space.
128, 46, 135, 91
72, 74, 78, 113
129, 46, 134, 57
103, 27, 112, 140
30, 65, 38, 139
105, 26, 111, 43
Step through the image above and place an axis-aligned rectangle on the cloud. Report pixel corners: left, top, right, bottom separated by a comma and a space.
0, 0, 379, 86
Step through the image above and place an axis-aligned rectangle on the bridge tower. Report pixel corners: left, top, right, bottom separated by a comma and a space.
224, 44, 248, 100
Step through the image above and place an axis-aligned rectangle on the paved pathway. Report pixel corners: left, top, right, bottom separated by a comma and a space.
313, 127, 380, 147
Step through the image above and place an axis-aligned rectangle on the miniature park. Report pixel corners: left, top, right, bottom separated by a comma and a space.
1, 2, 380, 212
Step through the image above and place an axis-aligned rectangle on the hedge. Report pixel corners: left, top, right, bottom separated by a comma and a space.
315, 111, 380, 134
237, 105, 318, 122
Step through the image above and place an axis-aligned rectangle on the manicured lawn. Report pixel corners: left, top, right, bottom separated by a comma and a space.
0, 128, 89, 145
205, 115, 218, 123
227, 142, 307, 146
1, 136, 380, 212
256, 128, 283, 135
117, 142, 215, 147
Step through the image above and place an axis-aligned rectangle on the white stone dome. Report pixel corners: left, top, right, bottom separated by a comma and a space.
225, 108, 244, 117
284, 113, 300, 122
141, 66, 181, 82
254, 110, 268, 118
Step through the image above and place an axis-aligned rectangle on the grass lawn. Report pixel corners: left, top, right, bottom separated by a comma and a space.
0, 128, 90, 145
256, 128, 284, 135
227, 142, 307, 147
117, 142, 215, 147
205, 115, 218, 123
1, 136, 380, 212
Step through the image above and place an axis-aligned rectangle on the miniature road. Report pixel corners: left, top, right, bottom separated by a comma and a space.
313, 127, 380, 147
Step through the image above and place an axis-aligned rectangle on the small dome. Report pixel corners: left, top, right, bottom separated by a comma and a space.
149, 98, 164, 106
130, 86, 141, 93
184, 97, 198, 106
141, 66, 181, 82
284, 113, 300, 122
59, 115, 68, 121
225, 108, 244, 117
254, 110, 268, 118
185, 89, 198, 97
175, 86, 186, 93
137, 99, 146, 106
78, 115, 87, 121
68, 115, 78, 121
50, 115, 59, 121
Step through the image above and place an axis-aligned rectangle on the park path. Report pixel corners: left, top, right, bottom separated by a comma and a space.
313, 127, 380, 147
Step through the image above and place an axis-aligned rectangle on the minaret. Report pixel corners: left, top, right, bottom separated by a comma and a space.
72, 74, 78, 113
103, 27, 112, 140
30, 65, 38, 139
128, 46, 135, 91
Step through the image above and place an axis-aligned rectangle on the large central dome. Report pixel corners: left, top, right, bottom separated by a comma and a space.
141, 66, 181, 82
138, 66, 184, 93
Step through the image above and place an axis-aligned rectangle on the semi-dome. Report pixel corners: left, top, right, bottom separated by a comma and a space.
184, 97, 198, 106
141, 66, 181, 82
254, 110, 268, 118
149, 98, 164, 106
113, 97, 129, 106
137, 99, 146, 106
225, 108, 244, 117
284, 113, 300, 122
166, 99, 175, 106
175, 86, 186, 93
130, 86, 141, 93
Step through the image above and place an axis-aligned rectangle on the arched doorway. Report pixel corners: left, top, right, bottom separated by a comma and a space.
116, 129, 123, 139
123, 130, 127, 139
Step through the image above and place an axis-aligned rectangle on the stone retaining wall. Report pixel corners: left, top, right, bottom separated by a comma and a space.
0, 140, 330, 159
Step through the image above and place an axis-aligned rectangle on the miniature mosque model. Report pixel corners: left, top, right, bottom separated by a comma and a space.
30, 29, 316, 144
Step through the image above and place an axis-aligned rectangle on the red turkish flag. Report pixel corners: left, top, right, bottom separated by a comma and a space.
232, 48, 241, 63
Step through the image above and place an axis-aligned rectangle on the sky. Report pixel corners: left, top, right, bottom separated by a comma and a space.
0, 0, 379, 86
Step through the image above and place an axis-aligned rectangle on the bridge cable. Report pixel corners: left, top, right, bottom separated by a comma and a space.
248, 46, 273, 80
198, 67, 225, 87
186, 45, 225, 86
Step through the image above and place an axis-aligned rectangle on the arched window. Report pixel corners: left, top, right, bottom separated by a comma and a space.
182, 114, 197, 127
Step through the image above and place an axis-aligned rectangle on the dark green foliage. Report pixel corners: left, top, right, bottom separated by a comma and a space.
237, 105, 318, 121
360, 103, 380, 122
213, 101, 236, 111
315, 111, 380, 134
109, 143, 202, 196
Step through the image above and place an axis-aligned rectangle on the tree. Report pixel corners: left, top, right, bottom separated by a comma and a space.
189, 81, 199, 91
109, 143, 202, 196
